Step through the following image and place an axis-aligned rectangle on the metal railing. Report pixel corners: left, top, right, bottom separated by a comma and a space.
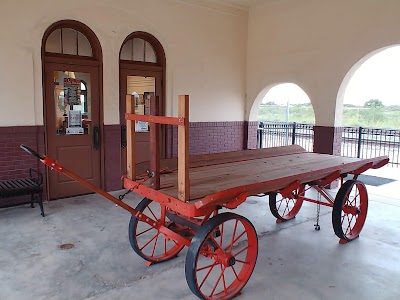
342, 127, 400, 167
257, 122, 314, 152
257, 123, 400, 167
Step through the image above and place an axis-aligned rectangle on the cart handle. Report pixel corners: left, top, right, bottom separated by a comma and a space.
20, 144, 191, 247
20, 144, 45, 160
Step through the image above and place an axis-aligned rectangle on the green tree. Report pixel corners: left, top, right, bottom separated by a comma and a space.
344, 103, 358, 108
261, 101, 276, 105
364, 99, 384, 108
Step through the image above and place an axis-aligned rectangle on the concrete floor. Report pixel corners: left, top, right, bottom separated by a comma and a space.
1, 168, 400, 300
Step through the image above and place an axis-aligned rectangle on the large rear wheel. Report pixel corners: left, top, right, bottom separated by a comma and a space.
185, 213, 258, 300
332, 180, 368, 243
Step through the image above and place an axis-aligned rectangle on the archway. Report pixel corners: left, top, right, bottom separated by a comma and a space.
338, 45, 400, 165
339, 46, 400, 128
42, 20, 103, 199
251, 83, 314, 151
258, 83, 314, 123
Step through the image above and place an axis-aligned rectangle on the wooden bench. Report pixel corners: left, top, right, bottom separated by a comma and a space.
0, 169, 44, 217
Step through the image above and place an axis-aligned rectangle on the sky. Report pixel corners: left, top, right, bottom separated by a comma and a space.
262, 83, 310, 105
262, 46, 400, 106
343, 46, 400, 106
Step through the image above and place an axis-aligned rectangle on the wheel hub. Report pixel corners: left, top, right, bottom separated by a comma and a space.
343, 205, 359, 215
228, 256, 236, 266
217, 252, 236, 267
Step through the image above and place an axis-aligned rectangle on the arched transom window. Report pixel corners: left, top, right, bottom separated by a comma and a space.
45, 28, 93, 57
120, 37, 157, 63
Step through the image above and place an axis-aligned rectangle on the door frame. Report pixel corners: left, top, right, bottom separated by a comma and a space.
119, 32, 167, 184
43, 62, 102, 199
41, 20, 104, 199
119, 67, 165, 178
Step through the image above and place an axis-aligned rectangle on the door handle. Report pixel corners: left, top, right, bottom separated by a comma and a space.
93, 125, 100, 150
121, 124, 127, 148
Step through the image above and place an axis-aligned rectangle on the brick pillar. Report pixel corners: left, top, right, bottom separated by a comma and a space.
332, 127, 343, 156
246, 121, 258, 149
313, 126, 343, 155
313, 126, 343, 188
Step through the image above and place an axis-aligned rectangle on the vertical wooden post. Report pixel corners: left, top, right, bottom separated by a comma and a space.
178, 95, 190, 201
149, 96, 160, 189
126, 95, 136, 180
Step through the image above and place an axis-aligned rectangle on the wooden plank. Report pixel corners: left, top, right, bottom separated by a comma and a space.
159, 153, 320, 197
159, 152, 320, 187
126, 95, 136, 180
195, 156, 388, 208
146, 154, 300, 194
178, 95, 190, 201
135, 145, 306, 175
149, 152, 387, 201
149, 96, 160, 189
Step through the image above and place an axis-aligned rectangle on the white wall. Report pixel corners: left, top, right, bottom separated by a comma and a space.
5, 0, 398, 128
246, 0, 400, 126
0, 0, 247, 126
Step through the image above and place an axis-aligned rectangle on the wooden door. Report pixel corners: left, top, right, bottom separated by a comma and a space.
120, 69, 163, 177
45, 62, 101, 199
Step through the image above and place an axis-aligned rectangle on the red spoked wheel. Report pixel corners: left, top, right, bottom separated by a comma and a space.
332, 180, 368, 243
269, 185, 305, 222
129, 198, 184, 263
185, 213, 258, 300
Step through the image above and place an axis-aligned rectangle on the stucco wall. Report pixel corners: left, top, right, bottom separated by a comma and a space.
0, 0, 247, 126
246, 0, 400, 126
4, 0, 398, 128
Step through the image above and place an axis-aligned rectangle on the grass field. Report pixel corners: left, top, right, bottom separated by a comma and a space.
258, 104, 400, 129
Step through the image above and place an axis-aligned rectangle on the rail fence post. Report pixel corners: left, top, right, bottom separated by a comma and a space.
357, 126, 363, 158
257, 128, 262, 148
292, 122, 296, 145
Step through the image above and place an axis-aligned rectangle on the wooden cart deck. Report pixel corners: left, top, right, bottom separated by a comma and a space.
136, 145, 388, 208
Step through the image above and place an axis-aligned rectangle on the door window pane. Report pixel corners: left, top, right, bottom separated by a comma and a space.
120, 39, 133, 60
77, 32, 93, 57
46, 29, 62, 53
53, 71, 91, 135
132, 38, 145, 61
62, 28, 78, 55
145, 41, 157, 63
127, 76, 155, 132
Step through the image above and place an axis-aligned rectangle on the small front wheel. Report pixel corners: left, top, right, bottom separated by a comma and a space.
129, 198, 184, 263
332, 180, 368, 242
185, 213, 258, 300
269, 185, 305, 222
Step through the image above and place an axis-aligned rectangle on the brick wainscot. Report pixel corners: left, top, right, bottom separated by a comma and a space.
1, 121, 260, 207
0, 126, 46, 206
